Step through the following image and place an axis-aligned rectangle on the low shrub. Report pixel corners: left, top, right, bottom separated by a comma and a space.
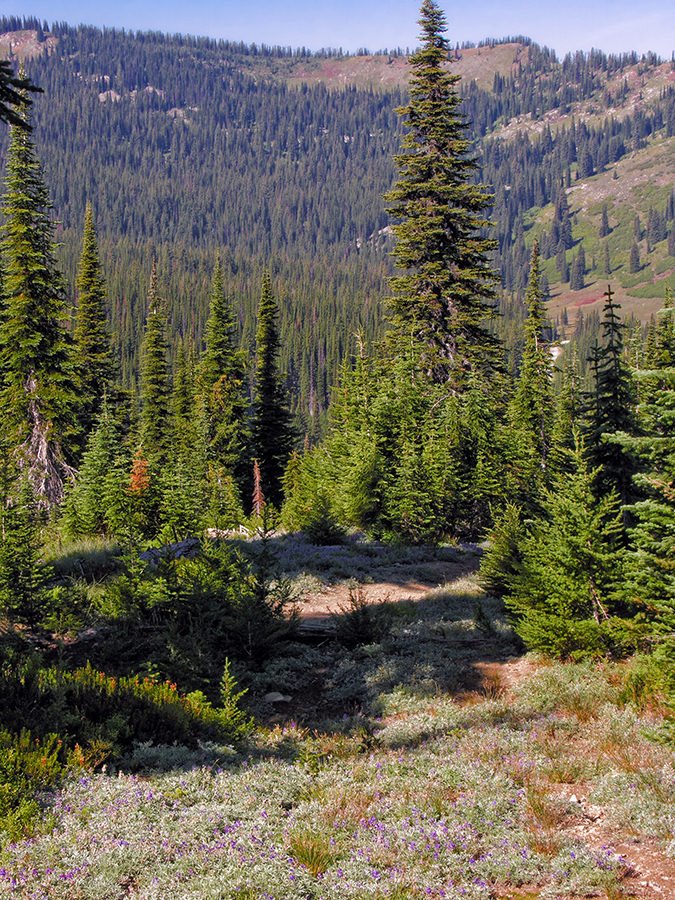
333, 583, 392, 648
0, 730, 70, 842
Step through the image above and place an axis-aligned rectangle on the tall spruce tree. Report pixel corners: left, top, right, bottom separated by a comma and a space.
0, 61, 41, 129
508, 240, 553, 498
74, 203, 114, 437
583, 286, 635, 506
139, 261, 171, 462
198, 260, 248, 480
612, 296, 675, 686
506, 438, 628, 659
0, 104, 77, 507
251, 271, 294, 508
385, 0, 499, 387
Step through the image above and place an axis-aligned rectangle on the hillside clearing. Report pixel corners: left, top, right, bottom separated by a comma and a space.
1, 545, 672, 899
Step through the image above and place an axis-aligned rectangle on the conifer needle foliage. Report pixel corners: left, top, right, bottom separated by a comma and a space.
74, 203, 115, 436
385, 0, 500, 387
139, 261, 171, 463
0, 106, 77, 507
251, 271, 294, 508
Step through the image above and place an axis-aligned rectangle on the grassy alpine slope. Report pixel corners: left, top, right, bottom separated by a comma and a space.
0, 541, 672, 899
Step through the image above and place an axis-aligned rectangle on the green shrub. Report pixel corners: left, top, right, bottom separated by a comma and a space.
0, 650, 253, 764
0, 730, 69, 842
479, 502, 526, 596
334, 583, 392, 648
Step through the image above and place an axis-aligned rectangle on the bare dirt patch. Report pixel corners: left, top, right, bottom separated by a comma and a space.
299, 555, 477, 620
551, 785, 675, 898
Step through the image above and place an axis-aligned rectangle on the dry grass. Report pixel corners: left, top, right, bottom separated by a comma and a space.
287, 829, 341, 877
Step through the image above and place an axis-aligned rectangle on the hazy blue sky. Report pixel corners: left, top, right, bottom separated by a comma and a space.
3, 1, 674, 59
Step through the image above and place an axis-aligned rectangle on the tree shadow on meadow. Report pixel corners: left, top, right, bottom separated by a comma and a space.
238, 552, 527, 750
1, 533, 529, 780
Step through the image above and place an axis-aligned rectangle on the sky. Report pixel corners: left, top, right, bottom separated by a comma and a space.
3, 1, 674, 60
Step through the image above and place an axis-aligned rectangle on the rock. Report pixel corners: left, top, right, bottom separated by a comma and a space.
140, 537, 201, 566
264, 692, 292, 704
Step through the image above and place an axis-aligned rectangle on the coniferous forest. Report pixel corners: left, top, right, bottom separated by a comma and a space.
0, 3, 673, 896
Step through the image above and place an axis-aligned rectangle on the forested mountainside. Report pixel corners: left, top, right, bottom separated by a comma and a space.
0, 18, 674, 419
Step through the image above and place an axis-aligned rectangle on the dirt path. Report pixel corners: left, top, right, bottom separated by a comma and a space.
296, 552, 478, 621
483, 659, 675, 899
280, 541, 674, 897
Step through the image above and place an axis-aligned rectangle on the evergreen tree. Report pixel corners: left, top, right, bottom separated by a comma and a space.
139, 261, 171, 463
554, 190, 573, 249
506, 438, 629, 659
0, 477, 50, 626
599, 203, 610, 238
550, 351, 580, 471
506, 241, 553, 507
157, 337, 214, 542
654, 287, 675, 367
62, 401, 123, 537
198, 260, 248, 481
74, 202, 114, 437
556, 241, 569, 282
251, 271, 294, 508
570, 249, 585, 290
0, 61, 41, 129
629, 242, 641, 273
384, 0, 499, 386
0, 106, 77, 507
480, 501, 526, 598
602, 240, 611, 277
583, 286, 635, 506
613, 297, 675, 686
200, 261, 242, 387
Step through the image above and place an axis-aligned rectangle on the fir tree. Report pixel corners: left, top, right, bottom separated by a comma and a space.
139, 261, 171, 462
200, 261, 242, 387
0, 105, 77, 507
629, 242, 641, 273
599, 203, 610, 238
0, 476, 49, 626
158, 337, 211, 542
0, 61, 41, 130
251, 271, 294, 508
384, 0, 499, 386
480, 501, 526, 598
506, 438, 628, 659
583, 286, 635, 506
602, 240, 611, 277
612, 297, 675, 685
570, 249, 585, 290
198, 260, 248, 480
507, 241, 553, 506
62, 401, 123, 537
74, 202, 114, 437
550, 351, 580, 471
655, 287, 675, 367
556, 242, 569, 282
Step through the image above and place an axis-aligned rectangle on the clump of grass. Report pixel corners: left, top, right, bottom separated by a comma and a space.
287, 828, 341, 876
45, 535, 121, 582
513, 660, 621, 720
